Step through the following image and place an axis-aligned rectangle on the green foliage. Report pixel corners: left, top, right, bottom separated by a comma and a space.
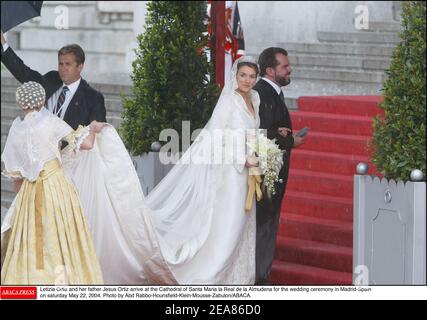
120, 1, 220, 155
371, 1, 426, 181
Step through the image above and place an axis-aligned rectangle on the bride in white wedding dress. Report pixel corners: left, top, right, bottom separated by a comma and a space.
61, 56, 261, 285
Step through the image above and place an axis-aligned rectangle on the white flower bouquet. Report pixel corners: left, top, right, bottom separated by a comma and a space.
247, 133, 284, 197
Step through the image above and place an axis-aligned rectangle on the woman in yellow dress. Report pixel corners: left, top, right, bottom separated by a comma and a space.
1, 81, 104, 285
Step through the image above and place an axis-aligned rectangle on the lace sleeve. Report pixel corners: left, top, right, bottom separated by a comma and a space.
63, 125, 91, 154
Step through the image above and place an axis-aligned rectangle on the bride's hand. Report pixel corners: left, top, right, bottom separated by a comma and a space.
278, 127, 291, 137
245, 156, 259, 168
90, 120, 107, 133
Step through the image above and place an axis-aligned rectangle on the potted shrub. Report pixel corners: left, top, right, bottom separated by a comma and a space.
120, 1, 219, 193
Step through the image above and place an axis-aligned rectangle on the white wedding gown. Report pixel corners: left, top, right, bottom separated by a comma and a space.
62, 128, 174, 284
62, 58, 260, 285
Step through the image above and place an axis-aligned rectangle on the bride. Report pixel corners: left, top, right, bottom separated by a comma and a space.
62, 56, 261, 284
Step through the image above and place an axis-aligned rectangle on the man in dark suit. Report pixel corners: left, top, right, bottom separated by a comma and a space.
1, 31, 106, 129
253, 47, 304, 284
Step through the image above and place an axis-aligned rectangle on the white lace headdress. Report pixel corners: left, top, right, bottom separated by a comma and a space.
16, 81, 46, 110
222, 55, 259, 95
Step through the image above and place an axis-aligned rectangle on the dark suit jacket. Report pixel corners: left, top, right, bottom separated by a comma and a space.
254, 79, 294, 208
1, 46, 106, 130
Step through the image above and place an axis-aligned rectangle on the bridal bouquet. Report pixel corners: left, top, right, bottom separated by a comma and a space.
247, 133, 284, 197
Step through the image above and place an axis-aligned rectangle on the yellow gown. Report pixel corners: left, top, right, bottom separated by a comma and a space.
1, 108, 103, 285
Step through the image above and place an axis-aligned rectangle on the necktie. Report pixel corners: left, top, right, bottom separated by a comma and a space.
54, 86, 69, 116
279, 90, 285, 104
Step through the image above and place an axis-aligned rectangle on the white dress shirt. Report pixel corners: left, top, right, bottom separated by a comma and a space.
261, 77, 283, 95
49, 79, 81, 119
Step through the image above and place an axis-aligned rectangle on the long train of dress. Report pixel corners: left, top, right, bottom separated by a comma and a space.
62, 90, 260, 285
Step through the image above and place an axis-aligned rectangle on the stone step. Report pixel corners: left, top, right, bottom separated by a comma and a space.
90, 81, 132, 95
1, 72, 21, 86
286, 78, 384, 96
1, 88, 20, 103
1, 176, 14, 194
1, 198, 14, 220
293, 67, 386, 83
0, 105, 24, 120
275, 42, 396, 57
289, 54, 391, 71
1, 194, 14, 211
366, 21, 402, 32
1, 134, 7, 151
1, 189, 15, 201
1, 121, 13, 136
317, 31, 400, 44
105, 98, 125, 114
1, 135, 8, 154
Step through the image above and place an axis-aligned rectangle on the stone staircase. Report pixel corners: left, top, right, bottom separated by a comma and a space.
247, 20, 401, 109
270, 96, 384, 285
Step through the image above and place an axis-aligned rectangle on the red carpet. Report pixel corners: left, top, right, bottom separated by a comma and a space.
270, 96, 383, 285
